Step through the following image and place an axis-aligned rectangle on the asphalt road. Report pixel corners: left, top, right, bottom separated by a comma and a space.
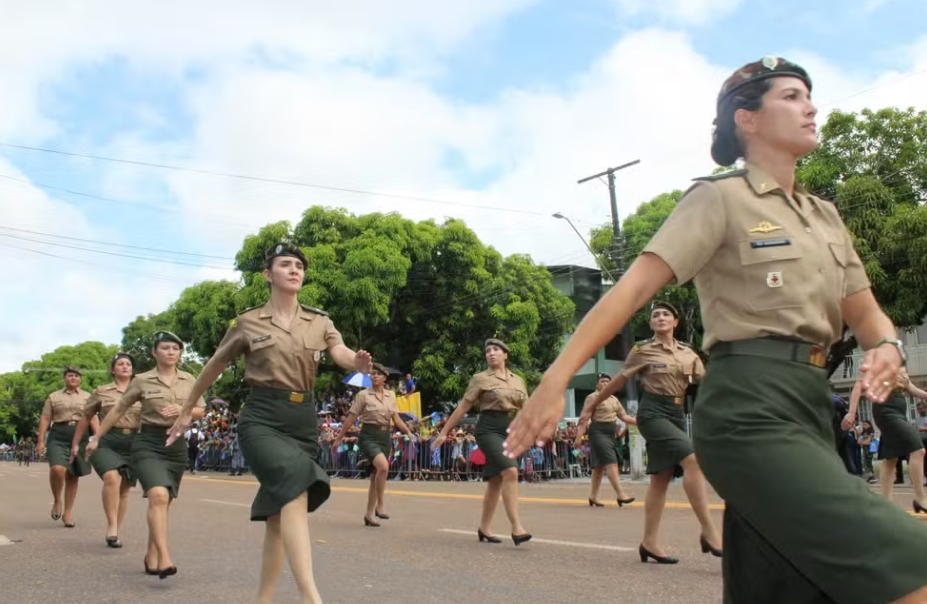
0, 463, 920, 603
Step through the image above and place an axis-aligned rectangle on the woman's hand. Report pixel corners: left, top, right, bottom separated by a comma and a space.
503, 379, 566, 458
354, 351, 372, 374
859, 344, 903, 403
68, 445, 79, 464
840, 412, 857, 432
165, 409, 194, 446
84, 439, 98, 461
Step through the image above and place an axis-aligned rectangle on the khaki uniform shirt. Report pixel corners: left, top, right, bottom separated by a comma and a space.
643, 163, 871, 351
350, 388, 399, 426
620, 339, 705, 398
583, 392, 625, 423
43, 389, 91, 424
212, 303, 344, 392
464, 369, 528, 413
117, 369, 206, 428
84, 382, 141, 431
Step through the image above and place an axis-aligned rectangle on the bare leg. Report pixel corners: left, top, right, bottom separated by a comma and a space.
117, 479, 131, 530
62, 473, 79, 524
373, 455, 389, 515
679, 454, 722, 549
102, 471, 120, 537
604, 464, 631, 500
479, 476, 503, 535
257, 515, 284, 604
641, 470, 673, 555
589, 467, 603, 502
49, 466, 65, 518
499, 467, 528, 536
365, 470, 378, 520
881, 458, 898, 500
907, 449, 927, 507
146, 488, 174, 571
145, 531, 158, 570
279, 492, 323, 604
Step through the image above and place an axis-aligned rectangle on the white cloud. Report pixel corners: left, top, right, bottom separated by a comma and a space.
2, 8, 927, 374
610, 0, 744, 25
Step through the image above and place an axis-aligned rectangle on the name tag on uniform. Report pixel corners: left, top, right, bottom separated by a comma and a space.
750, 238, 791, 249
145, 390, 163, 396
652, 363, 667, 368
252, 335, 271, 343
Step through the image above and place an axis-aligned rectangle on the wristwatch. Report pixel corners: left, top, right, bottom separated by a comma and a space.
874, 338, 907, 366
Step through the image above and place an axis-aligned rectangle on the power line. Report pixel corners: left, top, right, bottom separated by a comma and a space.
0, 224, 234, 260
0, 142, 550, 218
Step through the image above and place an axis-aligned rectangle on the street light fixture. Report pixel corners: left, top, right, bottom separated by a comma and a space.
552, 213, 617, 283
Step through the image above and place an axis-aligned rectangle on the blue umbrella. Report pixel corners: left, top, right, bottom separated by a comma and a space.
399, 412, 418, 423
342, 372, 372, 388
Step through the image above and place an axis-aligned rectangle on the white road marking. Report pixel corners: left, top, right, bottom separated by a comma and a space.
438, 528, 636, 552
200, 499, 250, 507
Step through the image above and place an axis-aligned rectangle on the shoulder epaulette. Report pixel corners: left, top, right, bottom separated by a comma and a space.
678, 341, 694, 349
692, 168, 747, 182
631, 338, 653, 353
238, 305, 261, 315
301, 304, 329, 316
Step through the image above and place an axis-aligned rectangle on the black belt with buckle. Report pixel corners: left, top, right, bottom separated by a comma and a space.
117, 428, 135, 435
67, 421, 77, 426
710, 338, 827, 368
250, 385, 314, 405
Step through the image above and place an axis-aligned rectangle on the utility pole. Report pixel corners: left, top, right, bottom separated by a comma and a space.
578, 159, 641, 407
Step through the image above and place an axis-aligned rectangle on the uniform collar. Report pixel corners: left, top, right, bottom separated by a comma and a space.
63, 387, 82, 395
256, 302, 315, 330
652, 337, 684, 351
487, 368, 512, 379
744, 162, 819, 211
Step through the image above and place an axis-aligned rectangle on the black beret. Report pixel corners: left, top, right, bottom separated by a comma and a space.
153, 331, 184, 348
265, 242, 308, 267
650, 301, 679, 318
484, 338, 510, 353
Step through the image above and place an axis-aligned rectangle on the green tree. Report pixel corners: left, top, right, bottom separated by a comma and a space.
0, 341, 118, 438
798, 107, 927, 374
589, 190, 704, 347
120, 311, 176, 372
151, 208, 575, 410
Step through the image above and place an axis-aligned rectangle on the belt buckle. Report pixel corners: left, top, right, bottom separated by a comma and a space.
808, 345, 827, 368
508, 409, 517, 419
120, 428, 132, 435
67, 421, 77, 426
288, 392, 304, 404
673, 397, 683, 406
379, 425, 387, 432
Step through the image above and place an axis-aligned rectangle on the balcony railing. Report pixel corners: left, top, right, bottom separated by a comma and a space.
831, 343, 927, 382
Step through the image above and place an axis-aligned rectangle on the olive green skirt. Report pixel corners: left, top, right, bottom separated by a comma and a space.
238, 386, 330, 521
637, 392, 691, 475
872, 392, 924, 460
132, 425, 187, 499
91, 429, 137, 487
46, 423, 91, 477
475, 411, 518, 479
588, 421, 619, 468
359, 423, 392, 462
693, 343, 927, 604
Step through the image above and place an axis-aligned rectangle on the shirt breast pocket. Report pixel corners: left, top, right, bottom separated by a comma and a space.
738, 237, 804, 311
826, 238, 848, 296
249, 336, 277, 353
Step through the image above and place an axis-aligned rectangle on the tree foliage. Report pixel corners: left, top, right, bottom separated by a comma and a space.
139, 208, 575, 410
0, 341, 119, 439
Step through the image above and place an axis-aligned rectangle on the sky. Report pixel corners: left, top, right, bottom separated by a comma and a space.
1, 0, 926, 373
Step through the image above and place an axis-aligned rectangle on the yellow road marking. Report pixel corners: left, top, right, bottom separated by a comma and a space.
192, 475, 927, 517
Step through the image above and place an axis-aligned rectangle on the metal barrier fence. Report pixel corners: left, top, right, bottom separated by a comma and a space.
190, 435, 643, 481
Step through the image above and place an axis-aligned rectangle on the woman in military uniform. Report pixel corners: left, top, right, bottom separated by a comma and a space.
846, 368, 927, 513
165, 242, 372, 604
506, 57, 927, 602
586, 302, 721, 563
433, 339, 532, 546
573, 372, 636, 508
87, 331, 205, 579
36, 366, 91, 527
71, 352, 140, 547
331, 363, 415, 526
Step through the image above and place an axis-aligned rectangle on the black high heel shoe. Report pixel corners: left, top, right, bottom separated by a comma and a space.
364, 516, 381, 527
158, 566, 177, 580
375, 511, 391, 520
638, 544, 679, 564
477, 529, 501, 543
914, 500, 927, 514
143, 558, 158, 576
617, 497, 636, 507
511, 533, 532, 546
106, 536, 123, 549
700, 535, 722, 557
588, 498, 604, 507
